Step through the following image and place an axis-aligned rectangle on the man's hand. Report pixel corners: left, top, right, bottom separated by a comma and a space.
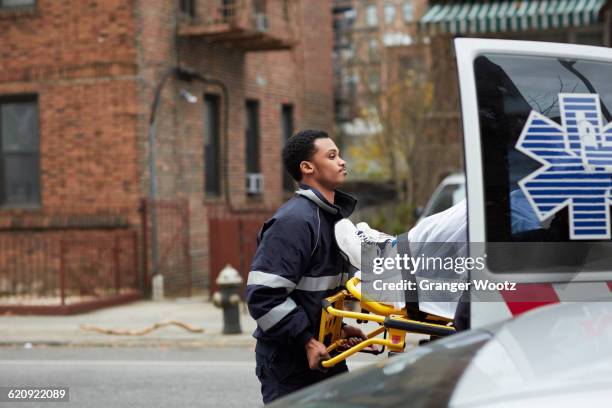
340, 324, 380, 353
304, 337, 330, 372
340, 324, 368, 347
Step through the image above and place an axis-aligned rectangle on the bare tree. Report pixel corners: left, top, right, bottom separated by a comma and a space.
348, 37, 462, 215
357, 62, 435, 210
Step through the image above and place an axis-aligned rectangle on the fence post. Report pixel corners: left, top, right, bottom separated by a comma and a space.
132, 230, 139, 293
140, 198, 150, 297
183, 199, 192, 297
59, 240, 66, 307
114, 234, 120, 294
238, 217, 244, 279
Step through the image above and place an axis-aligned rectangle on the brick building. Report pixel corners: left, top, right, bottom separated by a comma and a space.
332, 0, 461, 207
0, 0, 333, 309
333, 0, 427, 121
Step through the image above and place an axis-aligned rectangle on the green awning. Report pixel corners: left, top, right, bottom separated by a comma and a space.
420, 0, 606, 35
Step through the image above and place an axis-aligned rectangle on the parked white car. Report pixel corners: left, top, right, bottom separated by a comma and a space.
416, 173, 465, 223
270, 301, 612, 408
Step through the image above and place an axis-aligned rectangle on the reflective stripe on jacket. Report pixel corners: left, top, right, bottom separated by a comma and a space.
246, 184, 357, 347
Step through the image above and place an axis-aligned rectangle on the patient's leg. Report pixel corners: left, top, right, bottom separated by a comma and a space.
335, 219, 405, 309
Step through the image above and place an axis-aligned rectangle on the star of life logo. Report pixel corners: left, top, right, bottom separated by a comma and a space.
516, 93, 612, 240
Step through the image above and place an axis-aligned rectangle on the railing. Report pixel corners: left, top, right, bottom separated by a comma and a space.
208, 211, 272, 294
178, 0, 295, 50
0, 229, 139, 311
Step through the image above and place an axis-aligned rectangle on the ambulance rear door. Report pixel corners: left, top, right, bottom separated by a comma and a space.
454, 38, 612, 328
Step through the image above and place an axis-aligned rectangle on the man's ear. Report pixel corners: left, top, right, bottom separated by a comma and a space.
300, 160, 314, 177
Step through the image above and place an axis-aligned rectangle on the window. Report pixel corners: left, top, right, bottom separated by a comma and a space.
343, 43, 355, 60
383, 31, 412, 46
384, 3, 395, 24
252, 0, 265, 14
402, 1, 414, 22
344, 8, 356, 21
349, 71, 360, 90
204, 94, 221, 196
0, 97, 40, 207
281, 104, 294, 192
179, 0, 195, 18
0, 0, 35, 8
346, 71, 359, 95
282, 0, 289, 21
474, 53, 612, 273
368, 72, 379, 92
245, 100, 261, 194
365, 4, 377, 26
369, 37, 379, 60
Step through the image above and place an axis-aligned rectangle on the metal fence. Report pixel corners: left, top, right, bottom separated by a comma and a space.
0, 229, 139, 312
208, 212, 271, 294
141, 199, 192, 298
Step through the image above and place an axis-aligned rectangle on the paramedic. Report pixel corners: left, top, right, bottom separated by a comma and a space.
246, 130, 368, 405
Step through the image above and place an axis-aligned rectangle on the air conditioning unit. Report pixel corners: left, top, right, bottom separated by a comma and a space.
253, 12, 269, 32
246, 173, 264, 194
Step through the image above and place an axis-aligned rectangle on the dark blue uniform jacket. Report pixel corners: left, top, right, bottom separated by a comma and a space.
246, 184, 357, 372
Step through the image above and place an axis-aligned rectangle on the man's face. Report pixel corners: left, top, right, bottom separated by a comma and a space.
305, 138, 347, 189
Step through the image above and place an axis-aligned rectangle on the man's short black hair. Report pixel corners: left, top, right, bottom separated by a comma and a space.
282, 129, 329, 182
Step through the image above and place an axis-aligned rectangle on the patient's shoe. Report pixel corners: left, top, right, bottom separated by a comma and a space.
334, 219, 363, 269
335, 219, 397, 270
355, 222, 396, 245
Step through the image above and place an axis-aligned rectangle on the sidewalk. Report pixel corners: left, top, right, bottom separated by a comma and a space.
0, 298, 257, 349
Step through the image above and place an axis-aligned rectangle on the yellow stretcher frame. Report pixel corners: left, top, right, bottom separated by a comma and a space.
318, 277, 456, 368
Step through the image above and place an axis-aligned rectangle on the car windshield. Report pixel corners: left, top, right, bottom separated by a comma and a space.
269, 330, 491, 408
474, 53, 612, 273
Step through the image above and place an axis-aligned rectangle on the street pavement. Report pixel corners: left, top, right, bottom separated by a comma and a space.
0, 298, 426, 406
0, 347, 376, 408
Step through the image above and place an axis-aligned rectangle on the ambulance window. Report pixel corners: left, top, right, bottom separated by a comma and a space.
474, 53, 612, 272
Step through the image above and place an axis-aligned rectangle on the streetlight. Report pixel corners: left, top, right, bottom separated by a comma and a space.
147, 67, 229, 300
180, 88, 199, 104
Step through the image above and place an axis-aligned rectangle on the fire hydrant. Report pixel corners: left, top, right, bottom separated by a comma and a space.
212, 264, 243, 335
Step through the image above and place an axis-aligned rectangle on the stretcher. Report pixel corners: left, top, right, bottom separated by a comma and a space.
318, 276, 456, 368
